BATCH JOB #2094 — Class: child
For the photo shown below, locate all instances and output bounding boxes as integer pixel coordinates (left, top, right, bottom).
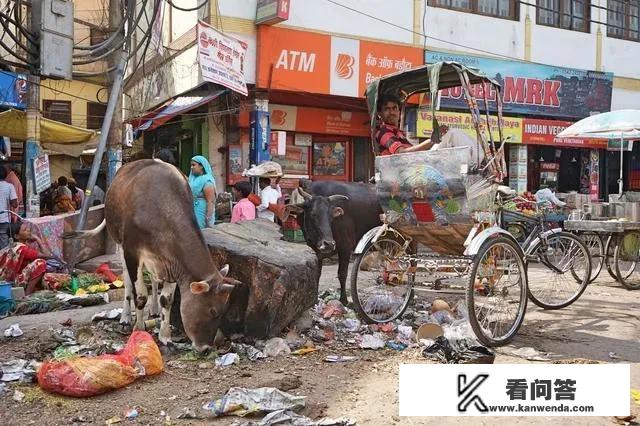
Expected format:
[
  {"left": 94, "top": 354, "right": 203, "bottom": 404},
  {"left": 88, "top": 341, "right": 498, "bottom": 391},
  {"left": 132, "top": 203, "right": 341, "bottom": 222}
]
[{"left": 231, "top": 181, "right": 256, "bottom": 223}]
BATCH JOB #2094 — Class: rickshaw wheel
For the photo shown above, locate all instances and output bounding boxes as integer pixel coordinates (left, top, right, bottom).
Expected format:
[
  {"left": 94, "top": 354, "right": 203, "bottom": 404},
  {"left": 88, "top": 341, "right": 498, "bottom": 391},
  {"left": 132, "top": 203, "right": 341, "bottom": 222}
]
[
  {"left": 614, "top": 231, "right": 640, "bottom": 290},
  {"left": 527, "top": 231, "right": 591, "bottom": 310},
  {"left": 350, "top": 237, "right": 414, "bottom": 324},
  {"left": 467, "top": 236, "right": 527, "bottom": 347},
  {"left": 579, "top": 232, "right": 604, "bottom": 283}
]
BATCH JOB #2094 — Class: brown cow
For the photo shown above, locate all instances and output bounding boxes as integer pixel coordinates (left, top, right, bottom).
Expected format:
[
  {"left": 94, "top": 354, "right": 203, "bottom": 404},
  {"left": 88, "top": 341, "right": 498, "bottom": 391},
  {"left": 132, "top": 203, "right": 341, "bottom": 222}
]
[{"left": 68, "top": 159, "right": 238, "bottom": 353}]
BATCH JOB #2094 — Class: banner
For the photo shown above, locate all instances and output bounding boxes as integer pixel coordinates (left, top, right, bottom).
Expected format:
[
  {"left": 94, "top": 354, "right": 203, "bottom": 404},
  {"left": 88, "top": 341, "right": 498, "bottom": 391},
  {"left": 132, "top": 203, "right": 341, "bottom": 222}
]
[
  {"left": 417, "top": 110, "right": 523, "bottom": 143},
  {"left": 0, "top": 71, "right": 27, "bottom": 109},
  {"left": 197, "top": 20, "right": 248, "bottom": 96},
  {"left": 151, "top": 0, "right": 165, "bottom": 55},
  {"left": 33, "top": 154, "right": 51, "bottom": 194},
  {"left": 426, "top": 51, "right": 613, "bottom": 120},
  {"left": 523, "top": 118, "right": 608, "bottom": 148}
]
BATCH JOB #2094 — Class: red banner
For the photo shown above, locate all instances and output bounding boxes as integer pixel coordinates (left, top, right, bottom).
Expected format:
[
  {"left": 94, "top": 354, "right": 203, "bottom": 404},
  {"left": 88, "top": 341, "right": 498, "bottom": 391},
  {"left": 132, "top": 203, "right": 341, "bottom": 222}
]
[{"left": 523, "top": 118, "right": 607, "bottom": 148}]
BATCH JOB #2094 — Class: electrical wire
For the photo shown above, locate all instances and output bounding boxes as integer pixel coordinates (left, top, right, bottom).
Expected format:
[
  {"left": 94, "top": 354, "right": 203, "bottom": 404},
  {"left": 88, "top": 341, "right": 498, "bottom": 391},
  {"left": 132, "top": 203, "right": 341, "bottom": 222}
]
[
  {"left": 0, "top": 10, "right": 37, "bottom": 45},
  {"left": 165, "top": 0, "right": 208, "bottom": 12}
]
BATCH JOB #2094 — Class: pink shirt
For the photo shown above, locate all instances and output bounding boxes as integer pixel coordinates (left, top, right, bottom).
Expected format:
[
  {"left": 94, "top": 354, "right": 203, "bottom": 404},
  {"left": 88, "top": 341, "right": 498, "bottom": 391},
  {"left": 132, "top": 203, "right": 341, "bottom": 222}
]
[{"left": 231, "top": 198, "right": 256, "bottom": 223}]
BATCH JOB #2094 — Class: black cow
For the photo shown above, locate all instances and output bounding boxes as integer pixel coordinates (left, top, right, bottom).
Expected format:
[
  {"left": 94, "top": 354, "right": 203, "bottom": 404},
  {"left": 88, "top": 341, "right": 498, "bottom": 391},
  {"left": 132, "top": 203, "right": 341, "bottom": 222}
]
[{"left": 287, "top": 180, "right": 382, "bottom": 305}]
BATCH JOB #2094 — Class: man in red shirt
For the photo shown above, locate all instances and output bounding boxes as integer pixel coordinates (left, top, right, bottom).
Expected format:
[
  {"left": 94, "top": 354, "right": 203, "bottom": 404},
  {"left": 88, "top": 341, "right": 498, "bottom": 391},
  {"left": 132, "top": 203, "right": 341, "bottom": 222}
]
[{"left": 374, "top": 95, "right": 433, "bottom": 156}]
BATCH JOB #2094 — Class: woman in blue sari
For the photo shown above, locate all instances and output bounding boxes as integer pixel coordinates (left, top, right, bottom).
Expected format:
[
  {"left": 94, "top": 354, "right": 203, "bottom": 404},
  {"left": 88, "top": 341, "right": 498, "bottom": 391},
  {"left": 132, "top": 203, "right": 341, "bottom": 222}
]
[{"left": 189, "top": 155, "right": 217, "bottom": 228}]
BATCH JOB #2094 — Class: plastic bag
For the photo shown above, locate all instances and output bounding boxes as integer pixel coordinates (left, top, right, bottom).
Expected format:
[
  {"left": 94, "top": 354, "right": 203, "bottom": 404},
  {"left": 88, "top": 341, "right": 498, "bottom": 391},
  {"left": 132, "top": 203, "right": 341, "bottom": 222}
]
[
  {"left": 422, "top": 335, "right": 495, "bottom": 364},
  {"left": 95, "top": 263, "right": 118, "bottom": 283},
  {"left": 38, "top": 331, "right": 163, "bottom": 397}
]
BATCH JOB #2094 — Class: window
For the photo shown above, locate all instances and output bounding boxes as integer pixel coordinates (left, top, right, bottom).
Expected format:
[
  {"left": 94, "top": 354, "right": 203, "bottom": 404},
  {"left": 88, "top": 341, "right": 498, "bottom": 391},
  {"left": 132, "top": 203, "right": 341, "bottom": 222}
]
[
  {"left": 537, "top": 0, "right": 590, "bottom": 32},
  {"left": 608, "top": 0, "right": 640, "bottom": 41},
  {"left": 43, "top": 100, "right": 71, "bottom": 125},
  {"left": 87, "top": 102, "right": 107, "bottom": 130},
  {"left": 89, "top": 27, "right": 110, "bottom": 46},
  {"left": 428, "top": 0, "right": 519, "bottom": 20}
]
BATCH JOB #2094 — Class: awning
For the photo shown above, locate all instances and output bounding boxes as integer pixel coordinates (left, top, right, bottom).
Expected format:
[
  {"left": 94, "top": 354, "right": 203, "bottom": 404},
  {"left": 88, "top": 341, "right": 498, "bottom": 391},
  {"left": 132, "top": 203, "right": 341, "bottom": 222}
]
[
  {"left": 130, "top": 90, "right": 226, "bottom": 132},
  {"left": 0, "top": 109, "right": 99, "bottom": 157}
]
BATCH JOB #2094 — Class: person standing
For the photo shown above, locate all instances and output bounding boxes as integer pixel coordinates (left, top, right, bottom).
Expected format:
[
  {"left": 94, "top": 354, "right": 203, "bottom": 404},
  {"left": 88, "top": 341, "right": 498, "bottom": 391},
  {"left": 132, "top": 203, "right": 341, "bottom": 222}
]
[
  {"left": 189, "top": 155, "right": 217, "bottom": 228},
  {"left": 257, "top": 177, "right": 280, "bottom": 222},
  {"left": 53, "top": 176, "right": 75, "bottom": 214},
  {"left": 0, "top": 166, "right": 17, "bottom": 249},
  {"left": 4, "top": 164, "right": 22, "bottom": 221},
  {"left": 231, "top": 181, "right": 256, "bottom": 224},
  {"left": 68, "top": 178, "right": 84, "bottom": 210}
]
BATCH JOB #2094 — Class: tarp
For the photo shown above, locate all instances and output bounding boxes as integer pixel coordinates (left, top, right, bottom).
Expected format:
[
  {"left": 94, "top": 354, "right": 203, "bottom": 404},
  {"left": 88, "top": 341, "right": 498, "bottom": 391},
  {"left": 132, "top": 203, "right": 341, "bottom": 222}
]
[
  {"left": 0, "top": 109, "right": 99, "bottom": 157},
  {"left": 130, "top": 90, "right": 225, "bottom": 132}
]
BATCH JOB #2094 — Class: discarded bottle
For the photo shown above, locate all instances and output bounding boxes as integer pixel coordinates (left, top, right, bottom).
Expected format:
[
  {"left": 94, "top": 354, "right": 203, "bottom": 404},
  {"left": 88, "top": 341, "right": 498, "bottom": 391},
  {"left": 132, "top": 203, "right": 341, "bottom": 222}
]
[{"left": 70, "top": 272, "right": 79, "bottom": 294}]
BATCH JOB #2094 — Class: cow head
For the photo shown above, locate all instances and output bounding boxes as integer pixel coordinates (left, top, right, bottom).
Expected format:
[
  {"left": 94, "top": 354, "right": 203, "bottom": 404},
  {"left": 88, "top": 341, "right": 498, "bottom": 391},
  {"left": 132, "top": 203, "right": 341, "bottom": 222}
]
[
  {"left": 180, "top": 264, "right": 241, "bottom": 354},
  {"left": 286, "top": 188, "right": 348, "bottom": 256}
]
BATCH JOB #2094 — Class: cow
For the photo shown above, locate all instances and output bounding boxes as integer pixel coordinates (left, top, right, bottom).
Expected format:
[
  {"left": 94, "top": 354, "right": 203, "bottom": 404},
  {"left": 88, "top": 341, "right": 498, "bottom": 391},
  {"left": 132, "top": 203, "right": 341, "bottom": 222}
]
[
  {"left": 66, "top": 160, "right": 240, "bottom": 353},
  {"left": 286, "top": 180, "right": 382, "bottom": 305}
]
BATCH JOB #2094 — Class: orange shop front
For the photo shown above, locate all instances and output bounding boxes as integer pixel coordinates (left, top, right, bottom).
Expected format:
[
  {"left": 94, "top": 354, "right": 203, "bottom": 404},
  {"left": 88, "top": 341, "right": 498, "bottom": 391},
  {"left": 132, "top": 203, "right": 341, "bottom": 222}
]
[{"left": 234, "top": 104, "right": 371, "bottom": 188}]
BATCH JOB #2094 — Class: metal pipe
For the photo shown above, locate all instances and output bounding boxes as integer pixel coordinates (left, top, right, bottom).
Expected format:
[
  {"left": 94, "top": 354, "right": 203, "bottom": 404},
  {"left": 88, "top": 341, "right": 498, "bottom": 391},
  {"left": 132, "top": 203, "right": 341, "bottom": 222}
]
[
  {"left": 619, "top": 132, "right": 624, "bottom": 195},
  {"left": 72, "top": 49, "right": 127, "bottom": 245}
]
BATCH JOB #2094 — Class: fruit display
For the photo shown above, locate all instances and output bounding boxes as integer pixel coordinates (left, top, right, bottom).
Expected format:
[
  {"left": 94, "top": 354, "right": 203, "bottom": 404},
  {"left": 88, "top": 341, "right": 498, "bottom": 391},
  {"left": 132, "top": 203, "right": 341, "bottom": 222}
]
[{"left": 504, "top": 192, "right": 538, "bottom": 216}]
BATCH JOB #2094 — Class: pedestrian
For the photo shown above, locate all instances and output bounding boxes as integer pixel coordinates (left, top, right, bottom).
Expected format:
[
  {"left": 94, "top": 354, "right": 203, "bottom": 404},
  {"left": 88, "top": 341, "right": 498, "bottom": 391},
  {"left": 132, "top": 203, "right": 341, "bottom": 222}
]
[
  {"left": 231, "top": 181, "right": 256, "bottom": 224},
  {"left": 0, "top": 166, "right": 17, "bottom": 249},
  {"left": 53, "top": 176, "right": 75, "bottom": 214},
  {"left": 257, "top": 177, "right": 280, "bottom": 222},
  {"left": 3, "top": 163, "right": 22, "bottom": 221},
  {"left": 189, "top": 155, "right": 217, "bottom": 228},
  {"left": 68, "top": 178, "right": 84, "bottom": 210}
]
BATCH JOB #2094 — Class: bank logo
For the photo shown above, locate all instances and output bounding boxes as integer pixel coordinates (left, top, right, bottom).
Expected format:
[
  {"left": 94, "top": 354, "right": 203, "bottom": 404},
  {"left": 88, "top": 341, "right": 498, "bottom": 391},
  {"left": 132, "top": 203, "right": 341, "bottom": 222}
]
[
  {"left": 458, "top": 374, "right": 488, "bottom": 413},
  {"left": 335, "top": 53, "right": 355, "bottom": 79},
  {"left": 271, "top": 109, "right": 287, "bottom": 126}
]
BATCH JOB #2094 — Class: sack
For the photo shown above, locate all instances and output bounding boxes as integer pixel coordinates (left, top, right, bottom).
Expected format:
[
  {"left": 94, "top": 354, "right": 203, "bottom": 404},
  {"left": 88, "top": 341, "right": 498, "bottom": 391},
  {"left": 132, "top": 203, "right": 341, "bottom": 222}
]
[{"left": 38, "top": 331, "right": 163, "bottom": 397}]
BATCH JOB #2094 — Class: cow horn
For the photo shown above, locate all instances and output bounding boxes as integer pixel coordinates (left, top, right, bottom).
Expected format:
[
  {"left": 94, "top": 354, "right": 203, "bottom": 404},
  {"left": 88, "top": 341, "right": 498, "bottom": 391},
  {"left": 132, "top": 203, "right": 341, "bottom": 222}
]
[
  {"left": 298, "top": 187, "right": 313, "bottom": 201},
  {"left": 328, "top": 195, "right": 349, "bottom": 203}
]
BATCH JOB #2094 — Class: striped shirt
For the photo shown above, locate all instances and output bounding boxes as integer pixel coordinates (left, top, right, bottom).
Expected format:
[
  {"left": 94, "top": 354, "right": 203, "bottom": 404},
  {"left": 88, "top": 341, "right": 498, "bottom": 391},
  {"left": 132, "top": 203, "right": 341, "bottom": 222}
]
[
  {"left": 374, "top": 123, "right": 412, "bottom": 156},
  {"left": 0, "top": 181, "right": 17, "bottom": 223}
]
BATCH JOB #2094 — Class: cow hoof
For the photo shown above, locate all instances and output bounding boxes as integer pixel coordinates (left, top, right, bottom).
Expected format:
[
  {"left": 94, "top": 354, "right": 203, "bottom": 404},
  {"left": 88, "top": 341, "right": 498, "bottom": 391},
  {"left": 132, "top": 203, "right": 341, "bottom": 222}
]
[
  {"left": 159, "top": 336, "right": 173, "bottom": 347},
  {"left": 340, "top": 297, "right": 350, "bottom": 307}
]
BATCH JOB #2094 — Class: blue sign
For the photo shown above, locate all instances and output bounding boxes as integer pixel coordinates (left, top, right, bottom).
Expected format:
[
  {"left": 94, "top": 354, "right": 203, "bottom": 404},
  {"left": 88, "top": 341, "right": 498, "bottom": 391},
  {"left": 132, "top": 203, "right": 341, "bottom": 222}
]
[
  {"left": 249, "top": 110, "right": 271, "bottom": 165},
  {"left": 0, "top": 71, "right": 27, "bottom": 109},
  {"left": 426, "top": 51, "right": 614, "bottom": 120}
]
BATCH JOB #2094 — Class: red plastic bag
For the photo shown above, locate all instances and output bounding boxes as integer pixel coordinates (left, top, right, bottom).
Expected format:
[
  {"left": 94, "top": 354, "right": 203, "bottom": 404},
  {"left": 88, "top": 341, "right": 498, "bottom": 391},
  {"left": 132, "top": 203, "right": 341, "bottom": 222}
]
[
  {"left": 38, "top": 331, "right": 163, "bottom": 397},
  {"left": 95, "top": 263, "right": 118, "bottom": 283}
]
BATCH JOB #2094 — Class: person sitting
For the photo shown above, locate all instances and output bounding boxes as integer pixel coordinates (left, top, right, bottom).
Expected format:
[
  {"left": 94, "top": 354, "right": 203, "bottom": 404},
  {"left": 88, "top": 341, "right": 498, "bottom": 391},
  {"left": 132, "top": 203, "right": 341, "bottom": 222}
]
[
  {"left": 374, "top": 94, "right": 433, "bottom": 156},
  {"left": 431, "top": 124, "right": 486, "bottom": 167},
  {"left": 231, "top": 181, "right": 256, "bottom": 224},
  {"left": 0, "top": 221, "right": 61, "bottom": 295},
  {"left": 53, "top": 176, "right": 76, "bottom": 214}
]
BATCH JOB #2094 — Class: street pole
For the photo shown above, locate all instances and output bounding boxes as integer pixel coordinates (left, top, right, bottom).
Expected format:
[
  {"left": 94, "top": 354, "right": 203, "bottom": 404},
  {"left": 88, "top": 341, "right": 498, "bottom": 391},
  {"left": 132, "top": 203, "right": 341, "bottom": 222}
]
[
  {"left": 25, "top": 2, "right": 41, "bottom": 218},
  {"left": 73, "top": 50, "right": 127, "bottom": 238},
  {"left": 106, "top": 0, "right": 124, "bottom": 188}
]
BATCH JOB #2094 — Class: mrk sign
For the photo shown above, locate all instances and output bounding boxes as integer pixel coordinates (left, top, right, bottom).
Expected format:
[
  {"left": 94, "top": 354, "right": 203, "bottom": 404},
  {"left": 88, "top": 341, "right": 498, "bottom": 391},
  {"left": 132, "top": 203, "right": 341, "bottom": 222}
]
[{"left": 426, "top": 51, "right": 613, "bottom": 120}]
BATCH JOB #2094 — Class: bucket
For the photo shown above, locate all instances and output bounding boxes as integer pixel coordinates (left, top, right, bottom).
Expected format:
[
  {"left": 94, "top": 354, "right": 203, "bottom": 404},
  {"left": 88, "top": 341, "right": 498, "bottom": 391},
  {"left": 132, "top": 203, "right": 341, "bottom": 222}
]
[{"left": 0, "top": 282, "right": 12, "bottom": 300}]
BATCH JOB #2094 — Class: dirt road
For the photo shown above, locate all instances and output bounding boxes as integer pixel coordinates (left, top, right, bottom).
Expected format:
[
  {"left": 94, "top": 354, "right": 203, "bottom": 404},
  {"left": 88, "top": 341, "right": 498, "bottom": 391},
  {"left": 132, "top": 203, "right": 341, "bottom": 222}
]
[{"left": 0, "top": 263, "right": 637, "bottom": 425}]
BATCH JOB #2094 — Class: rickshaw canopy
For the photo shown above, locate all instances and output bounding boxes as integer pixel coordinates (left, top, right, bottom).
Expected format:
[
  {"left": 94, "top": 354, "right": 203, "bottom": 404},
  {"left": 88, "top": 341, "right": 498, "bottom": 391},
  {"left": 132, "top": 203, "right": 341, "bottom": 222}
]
[{"left": 364, "top": 61, "right": 502, "bottom": 133}]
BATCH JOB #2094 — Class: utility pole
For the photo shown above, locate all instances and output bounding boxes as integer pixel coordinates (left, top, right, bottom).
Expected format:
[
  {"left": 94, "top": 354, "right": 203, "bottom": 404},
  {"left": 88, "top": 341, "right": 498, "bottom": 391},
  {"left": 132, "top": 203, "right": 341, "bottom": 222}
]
[
  {"left": 25, "top": 2, "right": 41, "bottom": 219},
  {"left": 106, "top": 0, "right": 123, "bottom": 188}
]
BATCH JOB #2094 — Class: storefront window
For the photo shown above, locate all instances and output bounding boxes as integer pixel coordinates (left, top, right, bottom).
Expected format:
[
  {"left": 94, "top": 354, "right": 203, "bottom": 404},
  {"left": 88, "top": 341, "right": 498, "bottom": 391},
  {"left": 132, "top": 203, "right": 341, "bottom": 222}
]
[
  {"left": 313, "top": 142, "right": 347, "bottom": 177},
  {"left": 272, "top": 135, "right": 309, "bottom": 175}
]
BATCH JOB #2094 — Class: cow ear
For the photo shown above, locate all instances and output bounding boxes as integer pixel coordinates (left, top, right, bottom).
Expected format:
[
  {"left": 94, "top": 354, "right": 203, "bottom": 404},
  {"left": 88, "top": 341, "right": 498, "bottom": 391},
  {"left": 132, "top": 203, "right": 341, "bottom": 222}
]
[
  {"left": 332, "top": 206, "right": 344, "bottom": 218},
  {"left": 190, "top": 281, "right": 210, "bottom": 294},
  {"left": 220, "top": 264, "right": 229, "bottom": 277}
]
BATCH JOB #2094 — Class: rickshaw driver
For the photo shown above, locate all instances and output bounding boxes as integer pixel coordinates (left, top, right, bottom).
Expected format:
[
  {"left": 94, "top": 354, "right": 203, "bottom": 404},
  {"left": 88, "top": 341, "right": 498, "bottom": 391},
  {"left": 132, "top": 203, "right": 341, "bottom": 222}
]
[{"left": 375, "top": 95, "right": 433, "bottom": 156}]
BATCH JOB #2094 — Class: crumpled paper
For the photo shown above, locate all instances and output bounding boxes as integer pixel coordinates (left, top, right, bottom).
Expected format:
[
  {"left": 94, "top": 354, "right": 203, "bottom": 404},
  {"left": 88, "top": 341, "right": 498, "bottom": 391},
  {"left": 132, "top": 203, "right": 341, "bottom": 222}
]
[
  {"left": 204, "top": 387, "right": 305, "bottom": 417},
  {"left": 231, "top": 343, "right": 267, "bottom": 361},
  {"left": 215, "top": 353, "right": 239, "bottom": 367},
  {"left": 1, "top": 359, "right": 40, "bottom": 382},
  {"left": 3, "top": 324, "right": 23, "bottom": 338}
]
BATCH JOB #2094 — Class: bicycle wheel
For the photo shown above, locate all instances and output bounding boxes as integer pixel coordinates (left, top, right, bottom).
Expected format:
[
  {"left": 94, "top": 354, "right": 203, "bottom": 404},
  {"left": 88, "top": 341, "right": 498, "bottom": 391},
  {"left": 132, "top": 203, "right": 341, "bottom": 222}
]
[
  {"left": 467, "top": 236, "right": 527, "bottom": 347},
  {"left": 350, "top": 237, "right": 414, "bottom": 323},
  {"left": 614, "top": 231, "right": 640, "bottom": 290},
  {"left": 579, "top": 232, "right": 604, "bottom": 283},
  {"left": 605, "top": 235, "right": 618, "bottom": 280},
  {"left": 527, "top": 231, "right": 591, "bottom": 309}
]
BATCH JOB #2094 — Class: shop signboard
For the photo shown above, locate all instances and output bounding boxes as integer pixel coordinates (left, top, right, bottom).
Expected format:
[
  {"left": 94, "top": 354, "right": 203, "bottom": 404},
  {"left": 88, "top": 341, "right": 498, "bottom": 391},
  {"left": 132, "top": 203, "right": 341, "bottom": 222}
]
[
  {"left": 523, "top": 118, "right": 608, "bottom": 148},
  {"left": 0, "top": 71, "right": 27, "bottom": 109},
  {"left": 417, "top": 110, "right": 523, "bottom": 143},
  {"left": 257, "top": 26, "right": 423, "bottom": 97},
  {"left": 426, "top": 51, "right": 613, "bottom": 120},
  {"left": 197, "top": 20, "right": 248, "bottom": 96},
  {"left": 294, "top": 133, "right": 312, "bottom": 146},
  {"left": 607, "top": 139, "right": 634, "bottom": 151},
  {"left": 33, "top": 154, "right": 51, "bottom": 194},
  {"left": 256, "top": 0, "right": 290, "bottom": 25},
  {"left": 269, "top": 104, "right": 370, "bottom": 137}
]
